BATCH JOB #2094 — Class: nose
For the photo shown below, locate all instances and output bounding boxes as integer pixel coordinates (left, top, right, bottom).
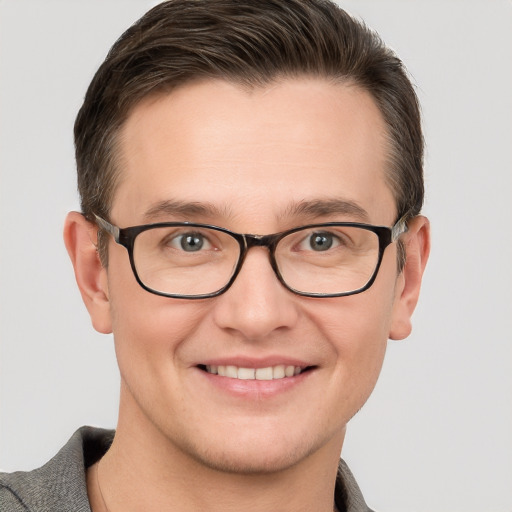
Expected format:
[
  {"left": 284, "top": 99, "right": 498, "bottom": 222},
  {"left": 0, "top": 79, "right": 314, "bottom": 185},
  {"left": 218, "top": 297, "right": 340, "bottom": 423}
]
[{"left": 212, "top": 247, "right": 299, "bottom": 341}]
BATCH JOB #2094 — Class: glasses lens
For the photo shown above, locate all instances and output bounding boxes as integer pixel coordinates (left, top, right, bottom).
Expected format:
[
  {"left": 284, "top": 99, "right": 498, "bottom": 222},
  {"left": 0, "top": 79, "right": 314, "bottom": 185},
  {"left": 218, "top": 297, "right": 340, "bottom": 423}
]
[
  {"left": 276, "top": 225, "right": 380, "bottom": 295},
  {"left": 132, "top": 226, "right": 240, "bottom": 296}
]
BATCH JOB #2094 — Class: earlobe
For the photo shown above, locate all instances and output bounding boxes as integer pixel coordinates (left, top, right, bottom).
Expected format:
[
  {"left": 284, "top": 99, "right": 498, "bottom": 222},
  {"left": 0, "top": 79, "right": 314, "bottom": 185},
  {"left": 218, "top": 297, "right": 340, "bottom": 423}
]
[
  {"left": 389, "top": 215, "right": 431, "bottom": 340},
  {"left": 63, "top": 211, "right": 112, "bottom": 334}
]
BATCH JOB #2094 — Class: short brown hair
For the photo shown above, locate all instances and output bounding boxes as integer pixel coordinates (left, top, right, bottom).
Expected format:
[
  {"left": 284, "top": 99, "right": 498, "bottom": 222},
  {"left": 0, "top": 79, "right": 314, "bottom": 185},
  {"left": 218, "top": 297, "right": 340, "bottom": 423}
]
[{"left": 75, "top": 0, "right": 423, "bottom": 264}]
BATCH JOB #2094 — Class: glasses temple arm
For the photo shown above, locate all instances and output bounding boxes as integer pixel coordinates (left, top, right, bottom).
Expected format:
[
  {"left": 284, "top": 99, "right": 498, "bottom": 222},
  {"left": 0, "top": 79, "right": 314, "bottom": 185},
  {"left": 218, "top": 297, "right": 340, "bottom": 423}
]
[
  {"left": 94, "top": 214, "right": 120, "bottom": 242},
  {"left": 391, "top": 215, "right": 409, "bottom": 241}
]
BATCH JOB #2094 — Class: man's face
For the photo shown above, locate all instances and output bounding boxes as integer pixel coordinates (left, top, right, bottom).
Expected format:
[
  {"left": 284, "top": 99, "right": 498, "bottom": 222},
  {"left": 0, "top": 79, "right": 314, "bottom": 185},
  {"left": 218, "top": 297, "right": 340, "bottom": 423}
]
[{"left": 100, "top": 78, "right": 406, "bottom": 472}]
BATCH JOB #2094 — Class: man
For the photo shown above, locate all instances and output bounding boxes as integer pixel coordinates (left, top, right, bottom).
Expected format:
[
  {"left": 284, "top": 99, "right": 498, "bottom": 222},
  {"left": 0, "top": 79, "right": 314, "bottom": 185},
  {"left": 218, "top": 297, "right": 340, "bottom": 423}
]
[{"left": 0, "top": 0, "right": 429, "bottom": 510}]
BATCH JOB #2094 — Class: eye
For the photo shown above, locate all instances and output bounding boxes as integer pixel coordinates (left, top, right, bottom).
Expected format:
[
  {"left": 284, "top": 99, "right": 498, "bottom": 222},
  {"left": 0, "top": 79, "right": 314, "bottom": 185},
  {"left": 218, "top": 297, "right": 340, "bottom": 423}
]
[
  {"left": 302, "top": 231, "right": 340, "bottom": 252},
  {"left": 168, "top": 232, "right": 213, "bottom": 252}
]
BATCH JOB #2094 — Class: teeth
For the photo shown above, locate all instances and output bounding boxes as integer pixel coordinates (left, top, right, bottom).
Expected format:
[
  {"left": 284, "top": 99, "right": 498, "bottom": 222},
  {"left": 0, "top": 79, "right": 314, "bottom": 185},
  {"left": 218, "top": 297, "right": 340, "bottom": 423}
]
[
  {"left": 204, "top": 364, "right": 303, "bottom": 380},
  {"left": 273, "top": 365, "right": 285, "bottom": 379},
  {"left": 255, "top": 367, "right": 273, "bottom": 380},
  {"left": 237, "top": 367, "right": 255, "bottom": 380},
  {"left": 225, "top": 365, "right": 238, "bottom": 378}
]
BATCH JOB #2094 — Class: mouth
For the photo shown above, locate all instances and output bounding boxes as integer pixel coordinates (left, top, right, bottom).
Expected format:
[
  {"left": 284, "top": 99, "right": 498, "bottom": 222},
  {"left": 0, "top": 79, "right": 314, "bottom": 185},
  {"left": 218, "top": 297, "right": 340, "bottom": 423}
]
[{"left": 198, "top": 364, "right": 312, "bottom": 381}]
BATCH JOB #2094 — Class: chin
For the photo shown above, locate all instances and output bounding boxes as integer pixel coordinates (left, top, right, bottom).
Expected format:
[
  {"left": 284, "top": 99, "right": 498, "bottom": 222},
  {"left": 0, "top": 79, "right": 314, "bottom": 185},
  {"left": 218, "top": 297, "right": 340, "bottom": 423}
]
[
  {"left": 190, "top": 444, "right": 311, "bottom": 475},
  {"left": 176, "top": 423, "right": 339, "bottom": 476}
]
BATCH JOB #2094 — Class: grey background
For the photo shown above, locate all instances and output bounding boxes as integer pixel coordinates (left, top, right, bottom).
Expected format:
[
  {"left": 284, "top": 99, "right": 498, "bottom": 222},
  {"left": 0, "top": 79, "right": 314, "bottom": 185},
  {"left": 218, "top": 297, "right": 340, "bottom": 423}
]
[{"left": 1, "top": 1, "right": 511, "bottom": 511}]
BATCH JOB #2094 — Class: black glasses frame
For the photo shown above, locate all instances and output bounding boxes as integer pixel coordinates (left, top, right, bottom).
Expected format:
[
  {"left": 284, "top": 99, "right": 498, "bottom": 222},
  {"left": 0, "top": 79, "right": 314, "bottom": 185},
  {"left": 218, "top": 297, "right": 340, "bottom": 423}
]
[{"left": 94, "top": 214, "right": 407, "bottom": 299}]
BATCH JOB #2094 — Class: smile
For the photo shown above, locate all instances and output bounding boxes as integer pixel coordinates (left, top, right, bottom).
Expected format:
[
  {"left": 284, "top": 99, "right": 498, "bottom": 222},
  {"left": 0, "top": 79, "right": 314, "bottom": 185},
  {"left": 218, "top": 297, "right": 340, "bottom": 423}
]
[{"left": 201, "top": 364, "right": 305, "bottom": 380}]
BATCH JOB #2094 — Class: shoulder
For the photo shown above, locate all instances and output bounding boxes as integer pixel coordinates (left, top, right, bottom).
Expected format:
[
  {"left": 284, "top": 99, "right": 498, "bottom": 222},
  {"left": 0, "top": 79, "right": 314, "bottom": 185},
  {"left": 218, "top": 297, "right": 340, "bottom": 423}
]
[
  {"left": 0, "top": 426, "right": 114, "bottom": 512},
  {"left": 0, "top": 482, "right": 27, "bottom": 512}
]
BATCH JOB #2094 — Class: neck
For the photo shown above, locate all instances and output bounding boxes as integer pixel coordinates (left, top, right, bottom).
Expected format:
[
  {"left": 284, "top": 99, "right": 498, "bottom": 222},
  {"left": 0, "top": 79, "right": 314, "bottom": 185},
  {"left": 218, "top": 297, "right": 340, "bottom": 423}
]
[{"left": 89, "top": 394, "right": 345, "bottom": 512}]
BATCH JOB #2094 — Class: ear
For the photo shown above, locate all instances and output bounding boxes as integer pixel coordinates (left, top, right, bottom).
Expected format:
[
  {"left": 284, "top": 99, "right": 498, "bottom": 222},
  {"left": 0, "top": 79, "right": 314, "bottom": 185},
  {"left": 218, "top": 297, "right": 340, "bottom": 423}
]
[
  {"left": 389, "top": 215, "right": 430, "bottom": 340},
  {"left": 63, "top": 211, "right": 112, "bottom": 334}
]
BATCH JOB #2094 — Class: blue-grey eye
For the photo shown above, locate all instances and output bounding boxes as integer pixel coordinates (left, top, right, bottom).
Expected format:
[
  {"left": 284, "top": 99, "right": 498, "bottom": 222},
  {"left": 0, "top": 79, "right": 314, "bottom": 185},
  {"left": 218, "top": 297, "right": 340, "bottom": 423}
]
[
  {"left": 309, "top": 232, "right": 334, "bottom": 251},
  {"left": 180, "top": 233, "right": 205, "bottom": 251}
]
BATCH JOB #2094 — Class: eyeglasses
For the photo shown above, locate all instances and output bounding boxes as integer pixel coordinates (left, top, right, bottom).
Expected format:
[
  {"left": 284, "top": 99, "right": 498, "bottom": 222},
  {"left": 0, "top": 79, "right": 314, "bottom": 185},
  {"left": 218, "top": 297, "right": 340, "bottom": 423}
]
[{"left": 94, "top": 214, "right": 407, "bottom": 299}]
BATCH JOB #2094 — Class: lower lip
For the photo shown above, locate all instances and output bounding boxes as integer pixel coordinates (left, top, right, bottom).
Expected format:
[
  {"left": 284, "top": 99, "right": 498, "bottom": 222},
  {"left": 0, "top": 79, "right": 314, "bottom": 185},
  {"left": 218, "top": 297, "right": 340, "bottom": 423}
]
[{"left": 196, "top": 367, "right": 312, "bottom": 399}]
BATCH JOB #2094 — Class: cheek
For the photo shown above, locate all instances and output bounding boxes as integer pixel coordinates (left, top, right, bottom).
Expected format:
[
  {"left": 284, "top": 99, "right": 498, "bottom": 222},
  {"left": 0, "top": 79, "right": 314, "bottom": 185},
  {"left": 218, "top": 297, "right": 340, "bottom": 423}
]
[
  {"left": 311, "top": 275, "right": 397, "bottom": 399},
  {"left": 321, "top": 299, "right": 390, "bottom": 374},
  {"left": 316, "top": 284, "right": 394, "bottom": 351},
  {"left": 106, "top": 265, "right": 209, "bottom": 378}
]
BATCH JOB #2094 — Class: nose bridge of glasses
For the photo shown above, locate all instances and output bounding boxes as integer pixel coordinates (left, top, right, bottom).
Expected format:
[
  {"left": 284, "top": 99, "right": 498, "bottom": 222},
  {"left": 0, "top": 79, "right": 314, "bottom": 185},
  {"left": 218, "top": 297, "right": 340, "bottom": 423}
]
[
  {"left": 231, "top": 233, "right": 282, "bottom": 295},
  {"left": 237, "top": 233, "right": 281, "bottom": 279},
  {"left": 242, "top": 233, "right": 281, "bottom": 252}
]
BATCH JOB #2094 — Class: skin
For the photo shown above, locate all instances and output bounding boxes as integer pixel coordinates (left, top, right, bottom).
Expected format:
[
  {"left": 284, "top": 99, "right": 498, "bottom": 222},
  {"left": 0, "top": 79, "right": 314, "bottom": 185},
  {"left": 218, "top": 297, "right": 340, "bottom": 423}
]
[{"left": 65, "top": 78, "right": 430, "bottom": 512}]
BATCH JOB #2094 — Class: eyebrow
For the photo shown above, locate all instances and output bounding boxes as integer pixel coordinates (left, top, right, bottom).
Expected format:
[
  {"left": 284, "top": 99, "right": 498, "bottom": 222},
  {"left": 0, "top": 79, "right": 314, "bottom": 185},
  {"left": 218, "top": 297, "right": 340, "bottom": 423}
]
[
  {"left": 283, "top": 198, "right": 370, "bottom": 222},
  {"left": 142, "top": 200, "right": 230, "bottom": 222},
  {"left": 142, "top": 197, "right": 370, "bottom": 224}
]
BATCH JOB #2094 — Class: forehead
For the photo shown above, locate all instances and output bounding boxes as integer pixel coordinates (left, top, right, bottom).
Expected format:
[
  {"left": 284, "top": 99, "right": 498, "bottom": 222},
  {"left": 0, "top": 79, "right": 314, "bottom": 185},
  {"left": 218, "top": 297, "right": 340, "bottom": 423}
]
[{"left": 113, "top": 78, "right": 395, "bottom": 228}]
